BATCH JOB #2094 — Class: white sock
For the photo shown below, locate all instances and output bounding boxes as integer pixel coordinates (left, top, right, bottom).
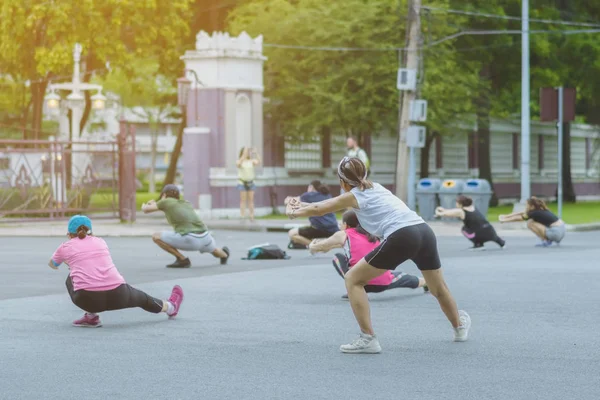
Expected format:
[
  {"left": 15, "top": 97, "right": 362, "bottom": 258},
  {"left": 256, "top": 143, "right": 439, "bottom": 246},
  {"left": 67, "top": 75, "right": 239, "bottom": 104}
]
[
  {"left": 86, "top": 313, "right": 98, "bottom": 318},
  {"left": 166, "top": 301, "right": 175, "bottom": 314}
]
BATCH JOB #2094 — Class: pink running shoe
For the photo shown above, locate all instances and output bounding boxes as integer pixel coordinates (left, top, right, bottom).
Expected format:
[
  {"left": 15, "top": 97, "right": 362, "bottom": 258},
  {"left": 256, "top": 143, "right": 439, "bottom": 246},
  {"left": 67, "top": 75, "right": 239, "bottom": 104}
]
[
  {"left": 167, "top": 285, "right": 184, "bottom": 319},
  {"left": 72, "top": 313, "right": 102, "bottom": 328}
]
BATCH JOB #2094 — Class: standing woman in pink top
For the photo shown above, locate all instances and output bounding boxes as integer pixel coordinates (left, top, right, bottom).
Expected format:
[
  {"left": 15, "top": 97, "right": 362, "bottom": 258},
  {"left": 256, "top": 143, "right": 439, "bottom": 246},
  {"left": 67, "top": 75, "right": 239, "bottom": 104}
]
[
  {"left": 49, "top": 215, "right": 184, "bottom": 328},
  {"left": 309, "top": 210, "right": 428, "bottom": 299}
]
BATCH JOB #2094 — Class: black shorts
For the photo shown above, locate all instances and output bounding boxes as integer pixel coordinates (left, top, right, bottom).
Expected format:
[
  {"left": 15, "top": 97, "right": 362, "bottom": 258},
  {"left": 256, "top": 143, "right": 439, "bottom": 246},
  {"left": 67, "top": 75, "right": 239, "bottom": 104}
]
[
  {"left": 298, "top": 226, "right": 336, "bottom": 240},
  {"left": 365, "top": 223, "right": 441, "bottom": 271}
]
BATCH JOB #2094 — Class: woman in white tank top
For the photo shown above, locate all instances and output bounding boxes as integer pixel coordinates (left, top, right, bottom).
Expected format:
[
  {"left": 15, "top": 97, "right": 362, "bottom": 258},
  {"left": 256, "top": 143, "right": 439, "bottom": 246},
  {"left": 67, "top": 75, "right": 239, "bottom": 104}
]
[{"left": 286, "top": 157, "right": 471, "bottom": 354}]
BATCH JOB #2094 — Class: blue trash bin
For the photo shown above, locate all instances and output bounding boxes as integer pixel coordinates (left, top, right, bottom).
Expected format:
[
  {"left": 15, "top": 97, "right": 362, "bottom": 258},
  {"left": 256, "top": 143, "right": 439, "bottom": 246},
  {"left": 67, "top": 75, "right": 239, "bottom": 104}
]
[
  {"left": 463, "top": 179, "right": 493, "bottom": 216},
  {"left": 416, "top": 178, "right": 441, "bottom": 221},
  {"left": 438, "top": 179, "right": 465, "bottom": 220}
]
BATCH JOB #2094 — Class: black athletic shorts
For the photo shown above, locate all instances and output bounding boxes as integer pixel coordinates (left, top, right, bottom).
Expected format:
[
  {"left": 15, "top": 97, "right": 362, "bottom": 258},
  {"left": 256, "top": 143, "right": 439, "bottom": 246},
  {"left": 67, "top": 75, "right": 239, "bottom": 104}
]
[
  {"left": 298, "top": 226, "right": 336, "bottom": 240},
  {"left": 365, "top": 223, "right": 441, "bottom": 271}
]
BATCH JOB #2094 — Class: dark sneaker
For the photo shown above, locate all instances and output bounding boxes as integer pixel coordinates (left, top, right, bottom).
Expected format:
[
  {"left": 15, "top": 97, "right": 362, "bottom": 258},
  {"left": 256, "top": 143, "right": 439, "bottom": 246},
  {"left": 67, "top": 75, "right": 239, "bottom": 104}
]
[
  {"left": 468, "top": 244, "right": 485, "bottom": 251},
  {"left": 341, "top": 294, "right": 349, "bottom": 301},
  {"left": 166, "top": 258, "right": 191, "bottom": 268},
  {"left": 423, "top": 285, "right": 429, "bottom": 293},
  {"left": 288, "top": 241, "right": 308, "bottom": 250},
  {"left": 221, "top": 247, "right": 230, "bottom": 265}
]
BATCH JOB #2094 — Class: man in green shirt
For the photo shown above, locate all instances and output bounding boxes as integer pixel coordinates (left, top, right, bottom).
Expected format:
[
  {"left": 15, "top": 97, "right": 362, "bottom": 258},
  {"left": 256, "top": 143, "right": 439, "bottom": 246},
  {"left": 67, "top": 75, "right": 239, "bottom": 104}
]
[{"left": 142, "top": 184, "right": 230, "bottom": 268}]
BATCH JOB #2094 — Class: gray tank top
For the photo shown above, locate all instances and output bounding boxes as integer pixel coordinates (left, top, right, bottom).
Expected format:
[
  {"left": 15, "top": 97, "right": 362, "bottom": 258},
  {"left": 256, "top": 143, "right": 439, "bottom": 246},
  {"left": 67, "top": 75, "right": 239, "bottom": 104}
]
[{"left": 350, "top": 183, "right": 424, "bottom": 239}]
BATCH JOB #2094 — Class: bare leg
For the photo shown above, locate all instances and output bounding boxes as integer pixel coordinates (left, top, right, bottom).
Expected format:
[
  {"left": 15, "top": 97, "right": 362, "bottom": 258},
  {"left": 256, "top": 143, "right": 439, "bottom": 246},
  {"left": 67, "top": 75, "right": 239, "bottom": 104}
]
[
  {"left": 211, "top": 248, "right": 228, "bottom": 258},
  {"left": 421, "top": 269, "right": 460, "bottom": 328},
  {"left": 527, "top": 219, "right": 547, "bottom": 240},
  {"left": 344, "top": 259, "right": 390, "bottom": 335},
  {"left": 288, "top": 228, "right": 312, "bottom": 246},
  {"left": 152, "top": 233, "right": 186, "bottom": 260},
  {"left": 248, "top": 191, "right": 255, "bottom": 221},
  {"left": 240, "top": 191, "right": 248, "bottom": 219}
]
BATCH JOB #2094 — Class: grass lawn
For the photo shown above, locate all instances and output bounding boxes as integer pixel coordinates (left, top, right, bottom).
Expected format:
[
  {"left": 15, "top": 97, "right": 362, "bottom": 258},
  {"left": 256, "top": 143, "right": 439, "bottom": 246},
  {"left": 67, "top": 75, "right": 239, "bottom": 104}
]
[
  {"left": 261, "top": 202, "right": 600, "bottom": 225},
  {"left": 487, "top": 202, "right": 600, "bottom": 225},
  {"left": 88, "top": 192, "right": 158, "bottom": 211},
  {"left": 89, "top": 192, "right": 600, "bottom": 225}
]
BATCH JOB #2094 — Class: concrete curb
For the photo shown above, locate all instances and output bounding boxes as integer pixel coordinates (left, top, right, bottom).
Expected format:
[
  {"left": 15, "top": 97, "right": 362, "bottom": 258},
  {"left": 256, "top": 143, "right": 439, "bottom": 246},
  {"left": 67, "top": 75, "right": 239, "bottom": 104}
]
[
  {"left": 0, "top": 218, "right": 599, "bottom": 237},
  {"left": 566, "top": 222, "right": 600, "bottom": 232}
]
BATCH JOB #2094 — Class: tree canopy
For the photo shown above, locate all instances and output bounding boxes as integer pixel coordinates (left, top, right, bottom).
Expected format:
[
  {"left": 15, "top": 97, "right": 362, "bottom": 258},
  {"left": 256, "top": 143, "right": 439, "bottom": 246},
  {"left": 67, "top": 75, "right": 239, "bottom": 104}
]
[
  {"left": 0, "top": 0, "right": 192, "bottom": 136},
  {"left": 228, "top": 0, "right": 477, "bottom": 140}
]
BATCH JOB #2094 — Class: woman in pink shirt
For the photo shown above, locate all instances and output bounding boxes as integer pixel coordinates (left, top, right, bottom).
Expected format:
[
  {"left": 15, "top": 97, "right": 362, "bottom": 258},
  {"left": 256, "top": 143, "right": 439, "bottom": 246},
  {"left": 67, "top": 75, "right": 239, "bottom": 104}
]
[
  {"left": 309, "top": 210, "right": 428, "bottom": 299},
  {"left": 49, "top": 215, "right": 184, "bottom": 328}
]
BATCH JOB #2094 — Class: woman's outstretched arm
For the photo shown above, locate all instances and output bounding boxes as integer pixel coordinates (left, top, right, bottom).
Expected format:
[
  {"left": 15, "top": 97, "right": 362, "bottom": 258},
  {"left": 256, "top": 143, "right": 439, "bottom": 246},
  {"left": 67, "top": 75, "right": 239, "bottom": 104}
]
[
  {"left": 309, "top": 231, "right": 347, "bottom": 253},
  {"left": 435, "top": 207, "right": 465, "bottom": 219},
  {"left": 499, "top": 212, "right": 526, "bottom": 223},
  {"left": 287, "top": 192, "right": 357, "bottom": 218}
]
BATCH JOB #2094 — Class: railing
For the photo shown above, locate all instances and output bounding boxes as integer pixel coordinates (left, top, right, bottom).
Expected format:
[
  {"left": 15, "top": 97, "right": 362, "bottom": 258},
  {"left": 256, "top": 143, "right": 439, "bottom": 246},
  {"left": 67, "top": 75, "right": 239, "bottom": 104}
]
[{"left": 0, "top": 133, "right": 136, "bottom": 221}]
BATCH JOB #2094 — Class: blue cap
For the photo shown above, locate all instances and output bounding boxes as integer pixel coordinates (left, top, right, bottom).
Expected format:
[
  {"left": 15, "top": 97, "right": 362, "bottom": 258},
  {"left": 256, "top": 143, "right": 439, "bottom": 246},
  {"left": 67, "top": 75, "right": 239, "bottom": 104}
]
[{"left": 68, "top": 215, "right": 92, "bottom": 235}]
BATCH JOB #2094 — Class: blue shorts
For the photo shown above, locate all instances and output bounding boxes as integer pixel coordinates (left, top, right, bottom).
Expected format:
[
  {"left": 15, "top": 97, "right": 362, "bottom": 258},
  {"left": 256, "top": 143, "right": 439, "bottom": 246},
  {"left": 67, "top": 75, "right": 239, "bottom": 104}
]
[{"left": 237, "top": 181, "right": 256, "bottom": 191}]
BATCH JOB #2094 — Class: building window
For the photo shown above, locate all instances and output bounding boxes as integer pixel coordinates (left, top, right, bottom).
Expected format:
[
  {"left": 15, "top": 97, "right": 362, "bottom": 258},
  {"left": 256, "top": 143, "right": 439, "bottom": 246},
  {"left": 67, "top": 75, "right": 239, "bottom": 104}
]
[
  {"left": 435, "top": 135, "right": 443, "bottom": 169},
  {"left": 468, "top": 132, "right": 478, "bottom": 169},
  {"left": 512, "top": 133, "right": 519, "bottom": 170},
  {"left": 538, "top": 135, "right": 544, "bottom": 170},
  {"left": 586, "top": 137, "right": 592, "bottom": 170}
]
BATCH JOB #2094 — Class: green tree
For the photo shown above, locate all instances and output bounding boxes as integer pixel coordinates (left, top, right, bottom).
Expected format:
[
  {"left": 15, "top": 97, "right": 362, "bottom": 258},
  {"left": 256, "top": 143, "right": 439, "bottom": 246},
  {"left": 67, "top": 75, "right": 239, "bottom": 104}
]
[
  {"left": 0, "top": 0, "right": 191, "bottom": 139},
  {"left": 228, "top": 0, "right": 475, "bottom": 148},
  {"left": 97, "top": 59, "right": 178, "bottom": 193}
]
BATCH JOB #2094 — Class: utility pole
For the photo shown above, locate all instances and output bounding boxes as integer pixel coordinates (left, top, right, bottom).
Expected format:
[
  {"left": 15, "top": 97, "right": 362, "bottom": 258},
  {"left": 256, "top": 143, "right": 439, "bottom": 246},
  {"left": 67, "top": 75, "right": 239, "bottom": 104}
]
[
  {"left": 518, "top": 0, "right": 531, "bottom": 210},
  {"left": 394, "top": 0, "right": 421, "bottom": 202}
]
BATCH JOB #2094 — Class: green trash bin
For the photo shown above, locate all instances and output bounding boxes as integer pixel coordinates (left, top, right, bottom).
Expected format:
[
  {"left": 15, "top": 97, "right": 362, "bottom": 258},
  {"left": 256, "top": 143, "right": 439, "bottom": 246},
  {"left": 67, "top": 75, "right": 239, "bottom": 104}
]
[
  {"left": 438, "top": 179, "right": 465, "bottom": 220},
  {"left": 463, "top": 179, "right": 493, "bottom": 216},
  {"left": 416, "top": 178, "right": 441, "bottom": 221}
]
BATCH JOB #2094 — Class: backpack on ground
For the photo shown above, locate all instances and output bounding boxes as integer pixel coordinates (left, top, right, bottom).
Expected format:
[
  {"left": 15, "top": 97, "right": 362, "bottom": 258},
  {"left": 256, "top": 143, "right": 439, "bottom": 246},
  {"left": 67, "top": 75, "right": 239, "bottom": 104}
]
[{"left": 243, "top": 244, "right": 290, "bottom": 260}]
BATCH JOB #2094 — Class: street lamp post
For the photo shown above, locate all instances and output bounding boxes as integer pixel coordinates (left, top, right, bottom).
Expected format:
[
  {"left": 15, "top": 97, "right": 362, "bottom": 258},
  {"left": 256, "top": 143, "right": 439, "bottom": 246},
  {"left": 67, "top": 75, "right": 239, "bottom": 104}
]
[
  {"left": 45, "top": 43, "right": 107, "bottom": 140},
  {"left": 44, "top": 43, "right": 108, "bottom": 186},
  {"left": 164, "top": 70, "right": 205, "bottom": 186},
  {"left": 177, "top": 69, "right": 205, "bottom": 125}
]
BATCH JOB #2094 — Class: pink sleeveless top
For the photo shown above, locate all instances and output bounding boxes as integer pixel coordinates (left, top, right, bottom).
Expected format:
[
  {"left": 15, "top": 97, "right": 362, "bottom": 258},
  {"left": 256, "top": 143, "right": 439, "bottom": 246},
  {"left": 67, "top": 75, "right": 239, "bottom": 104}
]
[{"left": 344, "top": 228, "right": 394, "bottom": 286}]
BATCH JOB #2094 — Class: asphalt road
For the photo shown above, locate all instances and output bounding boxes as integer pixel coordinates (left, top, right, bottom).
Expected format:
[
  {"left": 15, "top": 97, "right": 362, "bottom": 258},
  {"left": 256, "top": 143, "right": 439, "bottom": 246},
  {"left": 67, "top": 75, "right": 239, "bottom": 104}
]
[{"left": 1, "top": 230, "right": 599, "bottom": 400}]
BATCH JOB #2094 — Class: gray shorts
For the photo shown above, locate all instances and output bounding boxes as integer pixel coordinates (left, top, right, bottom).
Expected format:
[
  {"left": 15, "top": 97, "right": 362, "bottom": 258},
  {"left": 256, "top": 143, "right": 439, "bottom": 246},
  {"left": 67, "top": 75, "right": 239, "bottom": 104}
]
[
  {"left": 160, "top": 231, "right": 217, "bottom": 253},
  {"left": 546, "top": 224, "right": 566, "bottom": 243}
]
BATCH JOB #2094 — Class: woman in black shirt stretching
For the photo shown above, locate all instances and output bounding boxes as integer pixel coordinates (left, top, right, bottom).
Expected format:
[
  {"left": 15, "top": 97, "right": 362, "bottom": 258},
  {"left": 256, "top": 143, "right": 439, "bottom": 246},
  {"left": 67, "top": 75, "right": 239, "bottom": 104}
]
[
  {"left": 499, "top": 196, "right": 566, "bottom": 247},
  {"left": 435, "top": 195, "right": 506, "bottom": 250}
]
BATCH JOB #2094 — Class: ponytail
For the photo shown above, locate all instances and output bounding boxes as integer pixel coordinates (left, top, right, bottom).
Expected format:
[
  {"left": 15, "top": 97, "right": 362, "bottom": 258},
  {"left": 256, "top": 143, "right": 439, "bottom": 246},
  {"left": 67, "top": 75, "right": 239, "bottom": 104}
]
[
  {"left": 342, "top": 209, "right": 378, "bottom": 243},
  {"left": 310, "top": 180, "right": 330, "bottom": 195},
  {"left": 338, "top": 157, "right": 373, "bottom": 190},
  {"left": 355, "top": 224, "right": 378, "bottom": 243},
  {"left": 75, "top": 225, "right": 90, "bottom": 239}
]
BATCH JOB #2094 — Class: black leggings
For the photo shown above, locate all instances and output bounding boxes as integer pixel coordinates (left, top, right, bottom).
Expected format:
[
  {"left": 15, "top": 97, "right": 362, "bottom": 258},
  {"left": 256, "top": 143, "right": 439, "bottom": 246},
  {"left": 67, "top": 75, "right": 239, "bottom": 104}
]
[
  {"left": 332, "top": 254, "right": 420, "bottom": 293},
  {"left": 462, "top": 225, "right": 505, "bottom": 247},
  {"left": 66, "top": 277, "right": 164, "bottom": 314}
]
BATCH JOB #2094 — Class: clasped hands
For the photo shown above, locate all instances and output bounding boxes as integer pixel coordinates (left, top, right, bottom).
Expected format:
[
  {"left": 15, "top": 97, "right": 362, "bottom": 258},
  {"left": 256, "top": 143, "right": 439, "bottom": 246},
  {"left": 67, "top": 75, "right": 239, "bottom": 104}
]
[{"left": 285, "top": 197, "right": 301, "bottom": 218}]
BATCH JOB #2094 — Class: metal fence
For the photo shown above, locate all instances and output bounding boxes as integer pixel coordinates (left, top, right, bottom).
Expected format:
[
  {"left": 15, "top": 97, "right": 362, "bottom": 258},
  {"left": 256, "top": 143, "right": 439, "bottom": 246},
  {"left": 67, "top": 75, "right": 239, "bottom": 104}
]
[{"left": 0, "top": 122, "right": 136, "bottom": 221}]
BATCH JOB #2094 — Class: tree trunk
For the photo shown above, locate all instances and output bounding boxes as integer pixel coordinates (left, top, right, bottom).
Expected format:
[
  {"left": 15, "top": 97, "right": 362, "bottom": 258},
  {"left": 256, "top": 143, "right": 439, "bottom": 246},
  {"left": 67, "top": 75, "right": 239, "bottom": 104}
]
[
  {"left": 79, "top": 87, "right": 92, "bottom": 134},
  {"left": 560, "top": 121, "right": 577, "bottom": 202},
  {"left": 420, "top": 131, "right": 438, "bottom": 179},
  {"left": 22, "top": 99, "right": 32, "bottom": 140},
  {"left": 164, "top": 109, "right": 186, "bottom": 185},
  {"left": 476, "top": 65, "right": 499, "bottom": 206},
  {"left": 79, "top": 60, "right": 93, "bottom": 134},
  {"left": 30, "top": 80, "right": 48, "bottom": 140},
  {"left": 149, "top": 121, "right": 159, "bottom": 194}
]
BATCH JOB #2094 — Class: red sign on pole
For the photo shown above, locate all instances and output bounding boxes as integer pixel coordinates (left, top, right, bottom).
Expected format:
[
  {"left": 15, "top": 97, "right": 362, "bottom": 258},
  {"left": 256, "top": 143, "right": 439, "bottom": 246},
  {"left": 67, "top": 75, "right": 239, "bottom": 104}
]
[{"left": 540, "top": 87, "right": 576, "bottom": 122}]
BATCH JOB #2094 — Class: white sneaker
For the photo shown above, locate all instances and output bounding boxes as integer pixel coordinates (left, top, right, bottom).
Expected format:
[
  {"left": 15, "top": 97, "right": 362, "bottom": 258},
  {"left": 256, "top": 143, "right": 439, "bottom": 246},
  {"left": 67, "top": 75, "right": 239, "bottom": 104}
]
[
  {"left": 453, "top": 310, "right": 471, "bottom": 342},
  {"left": 340, "top": 333, "right": 382, "bottom": 354}
]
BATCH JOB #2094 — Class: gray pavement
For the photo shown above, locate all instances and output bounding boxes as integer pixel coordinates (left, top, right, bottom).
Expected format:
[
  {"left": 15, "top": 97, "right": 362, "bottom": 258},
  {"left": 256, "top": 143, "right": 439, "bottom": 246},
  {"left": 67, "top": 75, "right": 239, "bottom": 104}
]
[{"left": 1, "top": 230, "right": 600, "bottom": 400}]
